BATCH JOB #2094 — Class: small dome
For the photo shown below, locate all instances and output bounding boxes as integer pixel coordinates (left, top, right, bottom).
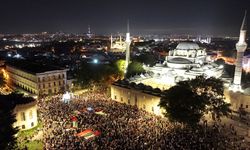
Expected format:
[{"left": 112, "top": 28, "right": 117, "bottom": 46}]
[
  {"left": 176, "top": 42, "right": 200, "bottom": 50},
  {"left": 243, "top": 88, "right": 250, "bottom": 95}
]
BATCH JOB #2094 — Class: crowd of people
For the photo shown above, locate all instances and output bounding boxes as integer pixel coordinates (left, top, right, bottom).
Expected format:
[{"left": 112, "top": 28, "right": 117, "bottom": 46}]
[{"left": 38, "top": 91, "right": 248, "bottom": 150}]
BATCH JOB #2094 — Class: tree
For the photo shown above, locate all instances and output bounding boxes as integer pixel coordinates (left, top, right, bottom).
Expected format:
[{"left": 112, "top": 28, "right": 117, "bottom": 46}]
[
  {"left": 214, "top": 58, "right": 225, "bottom": 66},
  {"left": 0, "top": 72, "right": 5, "bottom": 87},
  {"left": 159, "top": 76, "right": 231, "bottom": 126},
  {"left": 114, "top": 59, "right": 126, "bottom": 79},
  {"left": 0, "top": 94, "right": 20, "bottom": 150},
  {"left": 75, "top": 61, "right": 122, "bottom": 88},
  {"left": 126, "top": 61, "right": 145, "bottom": 78},
  {"left": 135, "top": 53, "right": 157, "bottom": 67},
  {"left": 159, "top": 86, "right": 205, "bottom": 125}
]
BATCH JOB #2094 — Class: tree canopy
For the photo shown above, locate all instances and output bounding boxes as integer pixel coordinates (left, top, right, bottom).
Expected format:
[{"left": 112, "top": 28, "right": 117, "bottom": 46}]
[
  {"left": 0, "top": 93, "right": 34, "bottom": 149},
  {"left": 159, "top": 76, "right": 231, "bottom": 126},
  {"left": 125, "top": 61, "right": 145, "bottom": 78},
  {"left": 75, "top": 61, "right": 123, "bottom": 88},
  {"left": 134, "top": 53, "right": 157, "bottom": 67}
]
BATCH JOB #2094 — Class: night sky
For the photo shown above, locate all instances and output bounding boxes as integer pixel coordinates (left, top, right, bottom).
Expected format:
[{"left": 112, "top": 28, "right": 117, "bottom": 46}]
[{"left": 0, "top": 0, "right": 249, "bottom": 36}]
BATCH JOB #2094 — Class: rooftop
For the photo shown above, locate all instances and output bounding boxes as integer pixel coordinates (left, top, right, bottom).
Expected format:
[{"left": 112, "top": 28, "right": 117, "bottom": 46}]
[
  {"left": 0, "top": 93, "right": 35, "bottom": 108},
  {"left": 6, "top": 59, "right": 65, "bottom": 74},
  {"left": 113, "top": 79, "right": 163, "bottom": 97}
]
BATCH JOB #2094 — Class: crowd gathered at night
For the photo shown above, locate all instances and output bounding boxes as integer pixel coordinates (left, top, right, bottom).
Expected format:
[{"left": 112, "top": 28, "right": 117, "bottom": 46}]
[{"left": 38, "top": 91, "right": 247, "bottom": 150}]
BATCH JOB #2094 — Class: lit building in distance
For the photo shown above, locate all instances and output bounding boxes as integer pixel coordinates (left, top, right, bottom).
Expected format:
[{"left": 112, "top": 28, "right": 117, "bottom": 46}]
[
  {"left": 197, "top": 36, "right": 211, "bottom": 44},
  {"left": 86, "top": 25, "right": 94, "bottom": 38},
  {"left": 110, "top": 35, "right": 126, "bottom": 52},
  {"left": 6, "top": 60, "right": 67, "bottom": 96}
]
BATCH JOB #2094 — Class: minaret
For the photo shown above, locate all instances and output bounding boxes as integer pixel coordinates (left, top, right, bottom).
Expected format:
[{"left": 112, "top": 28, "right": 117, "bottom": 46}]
[
  {"left": 119, "top": 35, "right": 122, "bottom": 44},
  {"left": 110, "top": 34, "right": 113, "bottom": 49},
  {"left": 230, "top": 11, "right": 247, "bottom": 92},
  {"left": 87, "top": 25, "right": 92, "bottom": 38},
  {"left": 88, "top": 25, "right": 91, "bottom": 34},
  {"left": 125, "top": 21, "right": 131, "bottom": 74}
]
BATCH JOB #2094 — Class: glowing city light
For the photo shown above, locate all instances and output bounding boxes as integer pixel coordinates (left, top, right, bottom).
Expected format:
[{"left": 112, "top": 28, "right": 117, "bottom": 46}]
[{"left": 93, "top": 59, "right": 98, "bottom": 64}]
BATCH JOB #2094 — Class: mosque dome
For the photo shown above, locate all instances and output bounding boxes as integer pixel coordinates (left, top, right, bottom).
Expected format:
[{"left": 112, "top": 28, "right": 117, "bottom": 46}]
[
  {"left": 243, "top": 88, "right": 250, "bottom": 95},
  {"left": 176, "top": 42, "right": 200, "bottom": 50}
]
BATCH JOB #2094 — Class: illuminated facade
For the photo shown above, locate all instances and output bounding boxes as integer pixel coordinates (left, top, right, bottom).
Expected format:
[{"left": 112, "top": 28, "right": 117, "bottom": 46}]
[
  {"left": 13, "top": 101, "right": 38, "bottom": 130},
  {"left": 225, "top": 89, "right": 250, "bottom": 115},
  {"left": 110, "top": 35, "right": 126, "bottom": 52},
  {"left": 141, "top": 42, "right": 223, "bottom": 90},
  {"left": 166, "top": 42, "right": 207, "bottom": 69},
  {"left": 111, "top": 81, "right": 163, "bottom": 116},
  {"left": 6, "top": 60, "right": 67, "bottom": 96}
]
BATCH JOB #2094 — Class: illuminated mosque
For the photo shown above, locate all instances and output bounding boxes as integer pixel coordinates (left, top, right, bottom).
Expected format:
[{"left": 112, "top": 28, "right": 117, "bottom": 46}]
[
  {"left": 110, "top": 35, "right": 126, "bottom": 52},
  {"left": 111, "top": 12, "right": 250, "bottom": 116},
  {"left": 134, "top": 42, "right": 224, "bottom": 90}
]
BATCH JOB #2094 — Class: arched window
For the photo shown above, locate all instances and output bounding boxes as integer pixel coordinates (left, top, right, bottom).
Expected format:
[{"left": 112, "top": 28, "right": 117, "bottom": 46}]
[{"left": 29, "top": 110, "right": 33, "bottom": 119}]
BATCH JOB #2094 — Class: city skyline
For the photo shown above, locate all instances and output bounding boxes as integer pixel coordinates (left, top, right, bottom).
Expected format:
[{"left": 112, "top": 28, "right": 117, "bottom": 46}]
[{"left": 0, "top": 0, "right": 249, "bottom": 36}]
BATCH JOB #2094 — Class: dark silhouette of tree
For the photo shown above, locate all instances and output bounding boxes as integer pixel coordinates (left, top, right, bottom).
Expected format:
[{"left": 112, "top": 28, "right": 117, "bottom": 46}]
[
  {"left": 135, "top": 53, "right": 157, "bottom": 67},
  {"left": 159, "top": 86, "right": 205, "bottom": 125},
  {"left": 0, "top": 93, "right": 30, "bottom": 149},
  {"left": 125, "top": 61, "right": 145, "bottom": 78},
  {"left": 242, "top": 71, "right": 250, "bottom": 83},
  {"left": 75, "top": 62, "right": 121, "bottom": 88},
  {"left": 224, "top": 64, "right": 235, "bottom": 78},
  {"left": 214, "top": 58, "right": 225, "bottom": 66},
  {"left": 159, "top": 76, "right": 231, "bottom": 126},
  {"left": 0, "top": 72, "right": 5, "bottom": 87}
]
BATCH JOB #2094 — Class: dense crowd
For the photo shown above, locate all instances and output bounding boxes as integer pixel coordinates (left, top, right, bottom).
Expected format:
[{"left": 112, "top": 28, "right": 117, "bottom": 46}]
[{"left": 38, "top": 91, "right": 247, "bottom": 150}]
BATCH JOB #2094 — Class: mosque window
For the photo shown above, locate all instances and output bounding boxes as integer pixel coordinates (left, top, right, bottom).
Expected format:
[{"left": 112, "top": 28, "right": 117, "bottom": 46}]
[
  {"left": 58, "top": 74, "right": 61, "bottom": 79},
  {"left": 21, "top": 112, "right": 26, "bottom": 121},
  {"left": 62, "top": 74, "right": 65, "bottom": 78},
  {"left": 114, "top": 95, "right": 117, "bottom": 100},
  {"left": 22, "top": 125, "right": 25, "bottom": 129},
  {"left": 29, "top": 111, "right": 33, "bottom": 119},
  {"left": 121, "top": 97, "right": 123, "bottom": 102},
  {"left": 31, "top": 122, "right": 34, "bottom": 127}
]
